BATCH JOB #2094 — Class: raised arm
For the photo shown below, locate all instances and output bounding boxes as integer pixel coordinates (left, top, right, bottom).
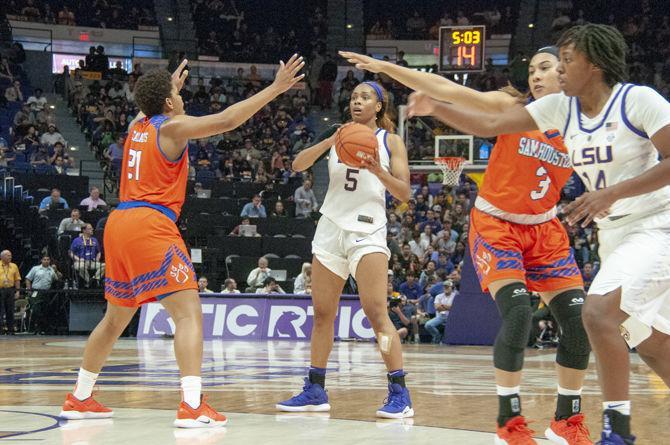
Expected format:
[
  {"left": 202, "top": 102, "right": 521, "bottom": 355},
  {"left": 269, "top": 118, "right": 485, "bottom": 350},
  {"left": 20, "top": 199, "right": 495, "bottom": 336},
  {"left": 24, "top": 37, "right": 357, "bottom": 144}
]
[
  {"left": 161, "top": 55, "right": 305, "bottom": 152},
  {"left": 407, "top": 92, "right": 538, "bottom": 138},
  {"left": 339, "top": 51, "right": 520, "bottom": 113}
]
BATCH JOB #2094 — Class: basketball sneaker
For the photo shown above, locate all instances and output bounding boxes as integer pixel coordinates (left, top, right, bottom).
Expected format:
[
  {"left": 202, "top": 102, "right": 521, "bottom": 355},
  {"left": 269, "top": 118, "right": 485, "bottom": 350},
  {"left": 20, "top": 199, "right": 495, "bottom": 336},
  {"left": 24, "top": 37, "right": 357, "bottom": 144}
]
[
  {"left": 595, "top": 410, "right": 635, "bottom": 445},
  {"left": 275, "top": 378, "right": 331, "bottom": 412},
  {"left": 375, "top": 383, "right": 414, "bottom": 419},
  {"left": 173, "top": 395, "right": 228, "bottom": 428},
  {"left": 545, "top": 414, "right": 593, "bottom": 444},
  {"left": 59, "top": 393, "right": 114, "bottom": 419},
  {"left": 595, "top": 432, "right": 636, "bottom": 445},
  {"left": 495, "top": 416, "right": 537, "bottom": 444}
]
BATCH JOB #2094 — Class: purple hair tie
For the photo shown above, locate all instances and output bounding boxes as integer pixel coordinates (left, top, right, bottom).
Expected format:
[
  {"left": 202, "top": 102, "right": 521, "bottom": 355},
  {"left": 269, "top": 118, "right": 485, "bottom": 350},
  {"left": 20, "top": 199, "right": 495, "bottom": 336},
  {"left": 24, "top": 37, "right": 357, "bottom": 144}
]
[{"left": 363, "top": 81, "right": 384, "bottom": 102}]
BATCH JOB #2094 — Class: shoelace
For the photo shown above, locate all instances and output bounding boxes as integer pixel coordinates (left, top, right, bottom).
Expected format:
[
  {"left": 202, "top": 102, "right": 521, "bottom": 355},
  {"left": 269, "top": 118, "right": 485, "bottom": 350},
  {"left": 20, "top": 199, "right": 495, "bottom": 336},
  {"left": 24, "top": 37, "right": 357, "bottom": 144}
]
[
  {"left": 505, "top": 417, "right": 535, "bottom": 436},
  {"left": 86, "top": 390, "right": 104, "bottom": 408},
  {"left": 291, "top": 378, "right": 320, "bottom": 402},
  {"left": 382, "top": 388, "right": 405, "bottom": 409},
  {"left": 563, "top": 415, "right": 590, "bottom": 441}
]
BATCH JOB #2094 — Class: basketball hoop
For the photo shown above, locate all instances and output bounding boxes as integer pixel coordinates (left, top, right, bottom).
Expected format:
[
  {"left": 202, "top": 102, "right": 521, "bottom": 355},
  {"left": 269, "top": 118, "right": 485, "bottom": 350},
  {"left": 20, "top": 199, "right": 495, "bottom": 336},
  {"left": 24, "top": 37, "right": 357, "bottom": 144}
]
[{"left": 434, "top": 157, "right": 467, "bottom": 186}]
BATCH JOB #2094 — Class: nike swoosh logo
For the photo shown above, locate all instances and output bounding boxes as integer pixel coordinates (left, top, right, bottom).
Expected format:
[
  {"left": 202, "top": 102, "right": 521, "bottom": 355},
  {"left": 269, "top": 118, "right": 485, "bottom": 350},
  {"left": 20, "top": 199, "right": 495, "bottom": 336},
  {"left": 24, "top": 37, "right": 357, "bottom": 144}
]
[
  {"left": 607, "top": 403, "right": 625, "bottom": 409},
  {"left": 355, "top": 238, "right": 365, "bottom": 243}
]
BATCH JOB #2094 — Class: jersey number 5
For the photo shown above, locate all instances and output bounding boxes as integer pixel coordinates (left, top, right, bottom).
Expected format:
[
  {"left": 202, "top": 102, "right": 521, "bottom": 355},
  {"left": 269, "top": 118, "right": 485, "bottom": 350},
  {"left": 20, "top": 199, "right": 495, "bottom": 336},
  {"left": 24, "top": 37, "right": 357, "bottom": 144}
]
[
  {"left": 344, "top": 168, "right": 359, "bottom": 191},
  {"left": 530, "top": 166, "right": 551, "bottom": 200},
  {"left": 128, "top": 148, "right": 142, "bottom": 181}
]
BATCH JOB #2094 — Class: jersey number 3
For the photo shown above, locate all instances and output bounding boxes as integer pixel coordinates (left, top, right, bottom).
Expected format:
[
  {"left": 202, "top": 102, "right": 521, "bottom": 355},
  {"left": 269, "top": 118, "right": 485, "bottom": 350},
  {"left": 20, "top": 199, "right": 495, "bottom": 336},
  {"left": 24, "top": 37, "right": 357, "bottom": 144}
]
[
  {"left": 128, "top": 149, "right": 142, "bottom": 181},
  {"left": 530, "top": 166, "right": 551, "bottom": 200}
]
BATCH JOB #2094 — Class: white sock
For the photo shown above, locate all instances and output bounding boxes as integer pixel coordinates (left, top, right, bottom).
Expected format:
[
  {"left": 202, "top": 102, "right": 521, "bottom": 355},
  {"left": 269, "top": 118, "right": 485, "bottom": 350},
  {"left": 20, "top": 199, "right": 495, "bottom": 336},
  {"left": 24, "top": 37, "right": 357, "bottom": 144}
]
[
  {"left": 181, "top": 376, "right": 202, "bottom": 409},
  {"left": 73, "top": 368, "right": 98, "bottom": 401},
  {"left": 558, "top": 385, "right": 583, "bottom": 396},
  {"left": 603, "top": 400, "right": 630, "bottom": 416},
  {"left": 496, "top": 385, "right": 520, "bottom": 396}
]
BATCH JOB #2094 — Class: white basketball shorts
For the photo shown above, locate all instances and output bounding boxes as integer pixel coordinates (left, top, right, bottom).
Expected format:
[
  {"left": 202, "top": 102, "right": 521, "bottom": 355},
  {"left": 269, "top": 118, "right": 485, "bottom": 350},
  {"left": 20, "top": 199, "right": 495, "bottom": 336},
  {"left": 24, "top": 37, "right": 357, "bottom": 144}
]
[
  {"left": 590, "top": 208, "right": 670, "bottom": 335},
  {"left": 312, "top": 216, "right": 390, "bottom": 280}
]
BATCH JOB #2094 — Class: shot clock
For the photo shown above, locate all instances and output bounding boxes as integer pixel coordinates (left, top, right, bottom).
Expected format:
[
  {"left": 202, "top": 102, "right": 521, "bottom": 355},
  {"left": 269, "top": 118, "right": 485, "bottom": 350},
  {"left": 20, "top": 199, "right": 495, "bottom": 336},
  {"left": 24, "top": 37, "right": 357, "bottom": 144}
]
[{"left": 438, "top": 25, "right": 486, "bottom": 73}]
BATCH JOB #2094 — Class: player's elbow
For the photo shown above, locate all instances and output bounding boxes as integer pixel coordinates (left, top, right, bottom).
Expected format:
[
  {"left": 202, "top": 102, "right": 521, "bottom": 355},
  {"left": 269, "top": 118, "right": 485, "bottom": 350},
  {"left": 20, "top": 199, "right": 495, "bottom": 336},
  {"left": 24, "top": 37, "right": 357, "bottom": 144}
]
[
  {"left": 291, "top": 160, "right": 304, "bottom": 172},
  {"left": 292, "top": 157, "right": 310, "bottom": 172},
  {"left": 397, "top": 184, "right": 411, "bottom": 203}
]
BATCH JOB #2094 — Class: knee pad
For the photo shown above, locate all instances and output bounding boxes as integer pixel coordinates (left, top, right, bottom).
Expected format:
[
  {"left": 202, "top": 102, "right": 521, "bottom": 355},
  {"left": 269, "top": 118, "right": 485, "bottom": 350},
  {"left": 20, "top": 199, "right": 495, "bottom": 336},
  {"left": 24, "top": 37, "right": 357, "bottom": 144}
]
[
  {"left": 549, "top": 289, "right": 591, "bottom": 370},
  {"left": 493, "top": 283, "right": 533, "bottom": 372}
]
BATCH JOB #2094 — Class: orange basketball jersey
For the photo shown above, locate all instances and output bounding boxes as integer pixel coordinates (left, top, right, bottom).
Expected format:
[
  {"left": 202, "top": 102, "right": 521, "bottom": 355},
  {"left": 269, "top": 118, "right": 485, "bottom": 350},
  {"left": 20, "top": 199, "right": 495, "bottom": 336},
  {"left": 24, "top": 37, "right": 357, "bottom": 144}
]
[
  {"left": 478, "top": 130, "right": 572, "bottom": 216},
  {"left": 120, "top": 114, "right": 189, "bottom": 219}
]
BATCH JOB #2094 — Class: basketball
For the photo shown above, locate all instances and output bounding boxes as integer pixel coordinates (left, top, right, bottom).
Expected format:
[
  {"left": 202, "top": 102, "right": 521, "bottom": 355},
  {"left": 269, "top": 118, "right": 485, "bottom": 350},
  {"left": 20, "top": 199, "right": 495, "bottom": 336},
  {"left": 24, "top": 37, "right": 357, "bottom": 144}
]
[{"left": 335, "top": 123, "right": 379, "bottom": 168}]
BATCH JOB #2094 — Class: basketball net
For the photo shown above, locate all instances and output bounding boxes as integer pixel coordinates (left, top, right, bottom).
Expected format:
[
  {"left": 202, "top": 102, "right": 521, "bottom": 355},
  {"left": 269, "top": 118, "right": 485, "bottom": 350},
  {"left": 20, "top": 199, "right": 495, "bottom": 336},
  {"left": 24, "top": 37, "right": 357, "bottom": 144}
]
[{"left": 434, "top": 157, "right": 467, "bottom": 186}]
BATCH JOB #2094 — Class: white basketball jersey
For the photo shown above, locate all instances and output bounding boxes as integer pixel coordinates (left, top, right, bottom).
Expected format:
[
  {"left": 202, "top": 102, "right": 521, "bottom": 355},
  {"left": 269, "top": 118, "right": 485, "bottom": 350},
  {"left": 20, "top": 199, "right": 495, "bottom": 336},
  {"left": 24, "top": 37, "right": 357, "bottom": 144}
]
[
  {"left": 527, "top": 83, "right": 670, "bottom": 227},
  {"left": 319, "top": 127, "right": 392, "bottom": 233}
]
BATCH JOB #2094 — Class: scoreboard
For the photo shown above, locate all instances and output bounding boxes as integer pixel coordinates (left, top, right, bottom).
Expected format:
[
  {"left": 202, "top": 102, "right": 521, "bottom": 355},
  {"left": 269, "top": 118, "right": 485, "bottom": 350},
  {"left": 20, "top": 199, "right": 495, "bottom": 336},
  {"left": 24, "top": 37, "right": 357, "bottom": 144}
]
[{"left": 438, "top": 25, "right": 486, "bottom": 73}]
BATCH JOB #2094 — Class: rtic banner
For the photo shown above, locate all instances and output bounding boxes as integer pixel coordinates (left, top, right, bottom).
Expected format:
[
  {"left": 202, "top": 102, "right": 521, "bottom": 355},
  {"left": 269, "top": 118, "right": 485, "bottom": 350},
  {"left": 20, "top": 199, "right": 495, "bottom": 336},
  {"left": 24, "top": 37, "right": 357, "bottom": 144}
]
[{"left": 138, "top": 295, "right": 374, "bottom": 340}]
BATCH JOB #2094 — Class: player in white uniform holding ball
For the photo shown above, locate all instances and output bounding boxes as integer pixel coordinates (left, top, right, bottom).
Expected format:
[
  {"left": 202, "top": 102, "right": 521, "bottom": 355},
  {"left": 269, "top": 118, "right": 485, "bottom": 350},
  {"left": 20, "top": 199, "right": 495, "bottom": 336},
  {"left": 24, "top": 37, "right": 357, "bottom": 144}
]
[
  {"left": 407, "top": 24, "right": 670, "bottom": 444},
  {"left": 276, "top": 81, "right": 414, "bottom": 419}
]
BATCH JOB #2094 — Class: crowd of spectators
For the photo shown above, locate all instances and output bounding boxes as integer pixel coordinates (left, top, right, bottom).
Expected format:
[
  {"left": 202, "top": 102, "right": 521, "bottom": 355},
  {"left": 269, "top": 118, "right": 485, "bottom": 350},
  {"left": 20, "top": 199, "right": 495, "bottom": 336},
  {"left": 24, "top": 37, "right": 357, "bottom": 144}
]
[
  {"left": 192, "top": 0, "right": 326, "bottom": 63},
  {"left": 366, "top": 1, "right": 518, "bottom": 40},
  {"left": 5, "top": 0, "right": 157, "bottom": 30},
  {"left": 552, "top": 0, "right": 670, "bottom": 98},
  {"left": 0, "top": 51, "right": 76, "bottom": 175}
]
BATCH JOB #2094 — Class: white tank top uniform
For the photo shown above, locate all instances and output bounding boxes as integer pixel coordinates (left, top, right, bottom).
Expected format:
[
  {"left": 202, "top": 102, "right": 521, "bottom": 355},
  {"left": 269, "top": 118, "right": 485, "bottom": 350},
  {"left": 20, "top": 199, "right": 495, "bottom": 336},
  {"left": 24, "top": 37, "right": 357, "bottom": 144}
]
[
  {"left": 526, "top": 83, "right": 670, "bottom": 342},
  {"left": 314, "top": 127, "right": 393, "bottom": 280}
]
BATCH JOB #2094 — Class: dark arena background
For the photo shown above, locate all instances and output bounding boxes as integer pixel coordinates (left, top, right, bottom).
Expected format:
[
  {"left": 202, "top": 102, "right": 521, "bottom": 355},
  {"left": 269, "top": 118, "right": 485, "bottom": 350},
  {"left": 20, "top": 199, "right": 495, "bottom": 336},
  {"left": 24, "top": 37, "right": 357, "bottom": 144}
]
[{"left": 0, "top": 0, "right": 667, "bottom": 443}]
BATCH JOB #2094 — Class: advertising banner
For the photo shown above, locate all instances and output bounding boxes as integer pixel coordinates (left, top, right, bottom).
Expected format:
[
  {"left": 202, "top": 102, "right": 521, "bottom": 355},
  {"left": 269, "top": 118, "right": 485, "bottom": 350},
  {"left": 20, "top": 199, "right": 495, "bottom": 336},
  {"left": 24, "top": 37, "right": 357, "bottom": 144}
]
[{"left": 138, "top": 295, "right": 374, "bottom": 341}]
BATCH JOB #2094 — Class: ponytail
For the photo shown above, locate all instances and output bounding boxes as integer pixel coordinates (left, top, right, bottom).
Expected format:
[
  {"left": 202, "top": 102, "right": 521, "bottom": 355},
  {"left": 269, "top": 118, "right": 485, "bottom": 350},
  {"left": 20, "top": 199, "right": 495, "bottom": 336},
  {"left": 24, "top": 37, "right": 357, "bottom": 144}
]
[{"left": 376, "top": 85, "right": 396, "bottom": 133}]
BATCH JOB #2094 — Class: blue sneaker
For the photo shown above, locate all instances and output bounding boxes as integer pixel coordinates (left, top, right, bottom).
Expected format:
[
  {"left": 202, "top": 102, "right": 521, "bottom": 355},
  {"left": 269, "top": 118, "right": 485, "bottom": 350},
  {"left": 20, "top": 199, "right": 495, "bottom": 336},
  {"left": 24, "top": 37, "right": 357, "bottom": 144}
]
[
  {"left": 375, "top": 383, "right": 414, "bottom": 419},
  {"left": 276, "top": 378, "right": 330, "bottom": 412},
  {"left": 597, "top": 409, "right": 635, "bottom": 444},
  {"left": 596, "top": 431, "right": 635, "bottom": 444}
]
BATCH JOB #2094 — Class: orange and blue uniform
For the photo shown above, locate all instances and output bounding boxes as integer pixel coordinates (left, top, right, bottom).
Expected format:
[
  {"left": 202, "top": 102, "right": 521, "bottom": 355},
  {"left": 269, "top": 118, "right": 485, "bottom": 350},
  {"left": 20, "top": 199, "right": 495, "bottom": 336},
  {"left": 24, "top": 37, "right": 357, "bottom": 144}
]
[
  {"left": 104, "top": 114, "right": 197, "bottom": 307},
  {"left": 468, "top": 130, "right": 583, "bottom": 293}
]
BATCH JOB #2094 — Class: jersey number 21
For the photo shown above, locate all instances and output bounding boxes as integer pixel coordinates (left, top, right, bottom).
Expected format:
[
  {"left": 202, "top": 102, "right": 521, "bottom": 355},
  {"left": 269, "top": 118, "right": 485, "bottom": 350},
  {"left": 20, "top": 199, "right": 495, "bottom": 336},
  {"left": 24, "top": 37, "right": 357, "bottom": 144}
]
[{"left": 128, "top": 149, "right": 142, "bottom": 181}]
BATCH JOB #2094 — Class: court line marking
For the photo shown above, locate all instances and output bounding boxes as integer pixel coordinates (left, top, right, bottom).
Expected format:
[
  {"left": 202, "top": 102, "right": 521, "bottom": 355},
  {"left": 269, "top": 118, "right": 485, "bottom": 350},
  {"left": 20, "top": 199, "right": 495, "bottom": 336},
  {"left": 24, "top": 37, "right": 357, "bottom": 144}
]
[{"left": 0, "top": 409, "right": 61, "bottom": 439}]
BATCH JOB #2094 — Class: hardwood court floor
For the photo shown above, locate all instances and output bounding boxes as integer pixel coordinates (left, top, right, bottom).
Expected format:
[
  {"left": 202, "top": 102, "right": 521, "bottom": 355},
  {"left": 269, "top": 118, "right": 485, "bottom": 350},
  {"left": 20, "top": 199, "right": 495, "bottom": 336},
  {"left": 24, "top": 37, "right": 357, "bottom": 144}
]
[{"left": 0, "top": 337, "right": 667, "bottom": 444}]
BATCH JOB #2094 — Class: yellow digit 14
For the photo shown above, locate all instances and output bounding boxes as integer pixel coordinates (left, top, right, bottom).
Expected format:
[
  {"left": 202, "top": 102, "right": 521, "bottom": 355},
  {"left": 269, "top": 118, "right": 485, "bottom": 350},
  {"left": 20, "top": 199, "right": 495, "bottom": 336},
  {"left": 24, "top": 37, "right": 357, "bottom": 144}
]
[{"left": 457, "top": 46, "right": 477, "bottom": 65}]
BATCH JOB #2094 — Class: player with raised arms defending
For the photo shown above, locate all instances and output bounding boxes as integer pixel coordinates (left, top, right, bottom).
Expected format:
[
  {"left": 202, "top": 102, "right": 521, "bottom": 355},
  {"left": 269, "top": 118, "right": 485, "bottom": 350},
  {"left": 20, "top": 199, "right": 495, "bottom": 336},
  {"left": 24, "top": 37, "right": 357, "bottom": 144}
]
[
  {"left": 406, "top": 24, "right": 670, "bottom": 445},
  {"left": 60, "top": 56, "right": 305, "bottom": 427}
]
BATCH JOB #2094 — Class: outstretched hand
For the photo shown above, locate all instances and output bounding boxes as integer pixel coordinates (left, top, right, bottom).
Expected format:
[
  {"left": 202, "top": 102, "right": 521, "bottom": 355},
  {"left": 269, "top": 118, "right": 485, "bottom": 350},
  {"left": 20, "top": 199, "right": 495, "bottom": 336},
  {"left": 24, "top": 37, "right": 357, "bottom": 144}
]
[
  {"left": 272, "top": 54, "right": 306, "bottom": 94},
  {"left": 171, "top": 59, "right": 189, "bottom": 91},
  {"left": 338, "top": 51, "right": 386, "bottom": 73}
]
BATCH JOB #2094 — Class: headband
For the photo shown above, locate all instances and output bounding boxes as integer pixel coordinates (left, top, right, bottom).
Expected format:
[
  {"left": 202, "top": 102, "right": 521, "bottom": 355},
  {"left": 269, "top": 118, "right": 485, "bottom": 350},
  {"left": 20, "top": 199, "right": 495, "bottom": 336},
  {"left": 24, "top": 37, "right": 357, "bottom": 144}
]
[
  {"left": 362, "top": 81, "right": 384, "bottom": 102},
  {"left": 534, "top": 46, "right": 559, "bottom": 58}
]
